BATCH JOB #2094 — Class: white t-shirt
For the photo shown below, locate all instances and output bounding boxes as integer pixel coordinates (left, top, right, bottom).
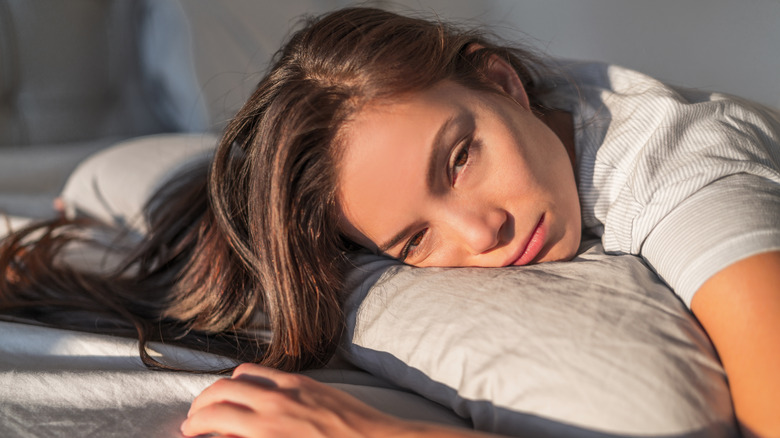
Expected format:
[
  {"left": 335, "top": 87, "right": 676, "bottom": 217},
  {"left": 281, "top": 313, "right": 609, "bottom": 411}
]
[{"left": 542, "top": 61, "right": 780, "bottom": 306}]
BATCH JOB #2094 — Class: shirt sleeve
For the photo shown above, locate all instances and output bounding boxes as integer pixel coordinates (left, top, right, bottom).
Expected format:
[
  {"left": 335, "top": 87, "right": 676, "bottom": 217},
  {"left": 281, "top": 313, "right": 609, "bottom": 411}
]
[{"left": 640, "top": 173, "right": 780, "bottom": 307}]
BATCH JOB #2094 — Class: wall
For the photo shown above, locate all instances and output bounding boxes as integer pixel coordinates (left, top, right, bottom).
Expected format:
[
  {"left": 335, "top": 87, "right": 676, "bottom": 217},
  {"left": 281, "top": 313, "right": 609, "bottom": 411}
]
[{"left": 383, "top": 0, "right": 780, "bottom": 109}]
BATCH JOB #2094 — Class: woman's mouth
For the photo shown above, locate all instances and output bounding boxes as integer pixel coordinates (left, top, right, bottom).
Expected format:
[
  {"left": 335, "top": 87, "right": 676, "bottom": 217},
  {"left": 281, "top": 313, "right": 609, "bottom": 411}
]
[{"left": 509, "top": 214, "right": 546, "bottom": 266}]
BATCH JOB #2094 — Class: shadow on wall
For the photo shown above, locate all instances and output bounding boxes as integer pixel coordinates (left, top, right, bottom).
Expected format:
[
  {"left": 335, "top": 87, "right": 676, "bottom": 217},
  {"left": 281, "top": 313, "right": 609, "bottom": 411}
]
[{"left": 385, "top": 0, "right": 780, "bottom": 110}]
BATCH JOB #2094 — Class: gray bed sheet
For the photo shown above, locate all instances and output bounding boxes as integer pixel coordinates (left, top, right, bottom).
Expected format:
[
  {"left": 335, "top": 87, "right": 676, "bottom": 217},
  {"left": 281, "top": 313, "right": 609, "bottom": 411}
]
[{"left": 0, "top": 319, "right": 467, "bottom": 438}]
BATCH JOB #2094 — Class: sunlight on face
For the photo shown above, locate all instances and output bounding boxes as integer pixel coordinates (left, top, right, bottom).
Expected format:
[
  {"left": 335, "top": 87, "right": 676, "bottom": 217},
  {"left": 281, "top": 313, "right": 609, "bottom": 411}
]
[{"left": 337, "top": 80, "right": 581, "bottom": 267}]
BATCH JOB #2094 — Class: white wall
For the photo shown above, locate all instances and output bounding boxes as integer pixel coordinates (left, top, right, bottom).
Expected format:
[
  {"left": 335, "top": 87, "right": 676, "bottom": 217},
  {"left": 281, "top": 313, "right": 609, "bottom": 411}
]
[{"left": 382, "top": 0, "right": 780, "bottom": 109}]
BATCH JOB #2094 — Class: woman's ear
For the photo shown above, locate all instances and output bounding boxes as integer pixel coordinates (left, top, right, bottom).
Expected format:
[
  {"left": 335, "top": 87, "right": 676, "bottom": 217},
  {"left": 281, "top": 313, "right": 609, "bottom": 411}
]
[{"left": 467, "top": 44, "right": 531, "bottom": 110}]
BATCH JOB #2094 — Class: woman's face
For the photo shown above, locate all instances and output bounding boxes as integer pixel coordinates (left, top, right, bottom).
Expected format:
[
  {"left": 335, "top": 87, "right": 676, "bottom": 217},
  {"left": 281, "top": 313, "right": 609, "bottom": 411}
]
[{"left": 337, "top": 78, "right": 581, "bottom": 268}]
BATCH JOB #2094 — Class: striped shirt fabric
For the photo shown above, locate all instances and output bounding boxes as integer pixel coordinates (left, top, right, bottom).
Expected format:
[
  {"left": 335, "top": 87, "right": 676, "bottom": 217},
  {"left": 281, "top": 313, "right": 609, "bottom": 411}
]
[{"left": 543, "top": 62, "right": 780, "bottom": 306}]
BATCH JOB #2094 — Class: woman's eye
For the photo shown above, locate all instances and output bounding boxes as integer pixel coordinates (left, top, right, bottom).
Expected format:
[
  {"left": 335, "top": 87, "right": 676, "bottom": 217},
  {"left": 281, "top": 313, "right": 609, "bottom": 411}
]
[
  {"left": 401, "top": 229, "right": 427, "bottom": 261},
  {"left": 450, "top": 140, "right": 471, "bottom": 184}
]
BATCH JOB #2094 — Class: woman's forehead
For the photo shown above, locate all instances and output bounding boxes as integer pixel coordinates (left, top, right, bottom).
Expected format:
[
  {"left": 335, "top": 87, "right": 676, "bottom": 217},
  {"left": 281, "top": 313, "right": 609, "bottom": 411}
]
[
  {"left": 336, "top": 81, "right": 479, "bottom": 249},
  {"left": 337, "top": 105, "right": 435, "bottom": 249}
]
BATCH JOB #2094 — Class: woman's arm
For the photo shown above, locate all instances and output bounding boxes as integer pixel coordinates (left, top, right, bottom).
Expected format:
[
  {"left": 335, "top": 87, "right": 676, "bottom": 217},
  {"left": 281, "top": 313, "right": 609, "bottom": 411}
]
[
  {"left": 691, "top": 250, "right": 780, "bottom": 437},
  {"left": 181, "top": 363, "right": 503, "bottom": 438}
]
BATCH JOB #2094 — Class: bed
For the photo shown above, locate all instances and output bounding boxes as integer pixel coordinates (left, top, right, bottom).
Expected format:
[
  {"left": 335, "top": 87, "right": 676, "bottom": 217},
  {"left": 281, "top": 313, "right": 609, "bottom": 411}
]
[{"left": 3, "top": 1, "right": 778, "bottom": 436}]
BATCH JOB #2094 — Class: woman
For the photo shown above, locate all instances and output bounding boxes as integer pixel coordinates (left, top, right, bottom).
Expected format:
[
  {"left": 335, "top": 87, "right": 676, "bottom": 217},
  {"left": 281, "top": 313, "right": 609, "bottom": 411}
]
[{"left": 2, "top": 6, "right": 779, "bottom": 437}]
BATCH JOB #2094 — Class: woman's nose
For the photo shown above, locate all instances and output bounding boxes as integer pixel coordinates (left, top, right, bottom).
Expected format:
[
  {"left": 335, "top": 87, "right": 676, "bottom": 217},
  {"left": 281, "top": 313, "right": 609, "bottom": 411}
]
[{"left": 444, "top": 205, "right": 506, "bottom": 255}]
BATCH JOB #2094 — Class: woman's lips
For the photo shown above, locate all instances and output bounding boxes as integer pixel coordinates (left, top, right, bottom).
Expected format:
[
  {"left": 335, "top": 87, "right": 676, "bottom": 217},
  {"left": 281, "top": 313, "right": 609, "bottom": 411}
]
[{"left": 510, "top": 215, "right": 546, "bottom": 266}]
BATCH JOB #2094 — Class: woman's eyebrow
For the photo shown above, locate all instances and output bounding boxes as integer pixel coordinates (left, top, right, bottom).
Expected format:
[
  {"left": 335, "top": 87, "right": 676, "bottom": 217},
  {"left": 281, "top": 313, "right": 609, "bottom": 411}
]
[{"left": 378, "top": 223, "right": 417, "bottom": 254}]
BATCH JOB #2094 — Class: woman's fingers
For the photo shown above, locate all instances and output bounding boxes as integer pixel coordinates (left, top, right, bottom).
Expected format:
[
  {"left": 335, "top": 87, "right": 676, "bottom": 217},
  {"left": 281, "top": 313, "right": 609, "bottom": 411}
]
[
  {"left": 183, "top": 380, "right": 326, "bottom": 438},
  {"left": 232, "top": 362, "right": 272, "bottom": 378},
  {"left": 181, "top": 400, "right": 263, "bottom": 438},
  {"left": 231, "top": 363, "right": 301, "bottom": 386},
  {"left": 184, "top": 364, "right": 407, "bottom": 438},
  {"left": 188, "top": 377, "right": 277, "bottom": 418}
]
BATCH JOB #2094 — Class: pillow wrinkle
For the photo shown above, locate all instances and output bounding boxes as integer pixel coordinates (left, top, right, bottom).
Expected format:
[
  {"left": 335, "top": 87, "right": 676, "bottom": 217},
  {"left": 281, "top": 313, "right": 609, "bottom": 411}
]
[{"left": 341, "top": 242, "right": 736, "bottom": 437}]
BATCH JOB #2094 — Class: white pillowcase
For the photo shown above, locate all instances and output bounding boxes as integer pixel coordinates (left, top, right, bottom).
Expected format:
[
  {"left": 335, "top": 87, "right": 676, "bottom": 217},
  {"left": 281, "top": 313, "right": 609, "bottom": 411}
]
[
  {"left": 59, "top": 133, "right": 217, "bottom": 237},
  {"left": 341, "top": 243, "right": 737, "bottom": 437}
]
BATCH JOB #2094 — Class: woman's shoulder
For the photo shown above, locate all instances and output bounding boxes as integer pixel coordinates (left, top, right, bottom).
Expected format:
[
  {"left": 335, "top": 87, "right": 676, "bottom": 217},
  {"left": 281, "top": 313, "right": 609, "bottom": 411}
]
[
  {"left": 563, "top": 59, "right": 780, "bottom": 264},
  {"left": 549, "top": 59, "right": 780, "bottom": 167}
]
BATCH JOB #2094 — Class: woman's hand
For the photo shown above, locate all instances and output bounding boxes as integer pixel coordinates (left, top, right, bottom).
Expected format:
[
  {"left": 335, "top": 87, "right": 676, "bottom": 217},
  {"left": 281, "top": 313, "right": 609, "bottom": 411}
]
[
  {"left": 181, "top": 363, "right": 405, "bottom": 438},
  {"left": 182, "top": 363, "right": 504, "bottom": 438}
]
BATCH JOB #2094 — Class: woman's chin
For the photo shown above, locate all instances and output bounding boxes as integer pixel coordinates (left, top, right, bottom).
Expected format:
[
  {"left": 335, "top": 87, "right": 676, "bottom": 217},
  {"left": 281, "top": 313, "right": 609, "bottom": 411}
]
[{"left": 543, "top": 231, "right": 582, "bottom": 263}]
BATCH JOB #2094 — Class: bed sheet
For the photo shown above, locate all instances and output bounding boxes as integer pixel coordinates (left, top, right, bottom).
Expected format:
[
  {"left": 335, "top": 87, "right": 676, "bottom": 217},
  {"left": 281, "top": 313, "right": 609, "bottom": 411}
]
[{"left": 0, "top": 319, "right": 467, "bottom": 438}]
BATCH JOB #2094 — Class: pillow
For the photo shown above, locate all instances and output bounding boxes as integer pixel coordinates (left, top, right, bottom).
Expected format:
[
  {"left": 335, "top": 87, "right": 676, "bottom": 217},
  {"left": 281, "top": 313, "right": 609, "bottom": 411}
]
[
  {"left": 59, "top": 133, "right": 218, "bottom": 237},
  {"left": 340, "top": 242, "right": 737, "bottom": 437}
]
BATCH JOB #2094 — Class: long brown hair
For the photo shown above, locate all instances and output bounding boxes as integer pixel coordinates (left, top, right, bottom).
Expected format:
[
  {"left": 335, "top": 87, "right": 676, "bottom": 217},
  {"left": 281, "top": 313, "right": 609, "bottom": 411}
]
[{"left": 0, "top": 7, "right": 553, "bottom": 372}]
